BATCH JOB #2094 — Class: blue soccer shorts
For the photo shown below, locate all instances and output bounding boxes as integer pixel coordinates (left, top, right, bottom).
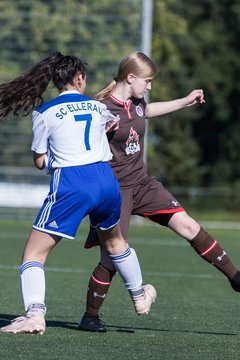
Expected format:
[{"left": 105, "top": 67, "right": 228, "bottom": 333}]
[{"left": 33, "top": 162, "right": 121, "bottom": 239}]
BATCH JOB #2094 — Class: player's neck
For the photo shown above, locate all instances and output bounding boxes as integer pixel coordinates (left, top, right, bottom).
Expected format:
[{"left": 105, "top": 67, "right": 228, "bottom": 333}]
[{"left": 112, "top": 84, "right": 131, "bottom": 103}]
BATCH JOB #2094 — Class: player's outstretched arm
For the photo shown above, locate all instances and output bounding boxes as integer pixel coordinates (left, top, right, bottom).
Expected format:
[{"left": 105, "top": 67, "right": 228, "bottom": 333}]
[{"left": 146, "top": 89, "right": 205, "bottom": 119}]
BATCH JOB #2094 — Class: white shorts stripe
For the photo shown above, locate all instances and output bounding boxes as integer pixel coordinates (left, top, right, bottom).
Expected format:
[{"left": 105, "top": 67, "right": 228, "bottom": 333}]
[{"left": 36, "top": 169, "right": 61, "bottom": 228}]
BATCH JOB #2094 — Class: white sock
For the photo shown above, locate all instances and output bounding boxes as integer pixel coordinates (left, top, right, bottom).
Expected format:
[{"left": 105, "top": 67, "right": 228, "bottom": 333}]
[
  {"left": 20, "top": 261, "right": 46, "bottom": 314},
  {"left": 110, "top": 247, "right": 144, "bottom": 298}
]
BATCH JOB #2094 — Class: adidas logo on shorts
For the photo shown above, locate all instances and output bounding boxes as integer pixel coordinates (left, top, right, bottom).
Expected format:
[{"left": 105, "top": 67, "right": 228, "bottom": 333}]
[{"left": 48, "top": 221, "right": 58, "bottom": 229}]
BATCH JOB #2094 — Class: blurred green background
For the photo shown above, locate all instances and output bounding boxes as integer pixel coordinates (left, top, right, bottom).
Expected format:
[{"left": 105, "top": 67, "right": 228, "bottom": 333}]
[{"left": 1, "top": 0, "right": 240, "bottom": 216}]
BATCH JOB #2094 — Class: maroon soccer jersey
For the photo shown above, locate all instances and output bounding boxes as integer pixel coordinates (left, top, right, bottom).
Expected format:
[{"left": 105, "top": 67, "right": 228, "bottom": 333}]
[
  {"left": 103, "top": 95, "right": 148, "bottom": 188},
  {"left": 84, "top": 95, "right": 184, "bottom": 247}
]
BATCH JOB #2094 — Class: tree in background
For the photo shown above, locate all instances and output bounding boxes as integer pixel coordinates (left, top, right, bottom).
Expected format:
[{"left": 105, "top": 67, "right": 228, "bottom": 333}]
[
  {"left": 149, "top": 0, "right": 240, "bottom": 187},
  {"left": 1, "top": 0, "right": 240, "bottom": 189},
  {"left": 0, "top": 0, "right": 141, "bottom": 166},
  {"left": 148, "top": 0, "right": 204, "bottom": 187}
]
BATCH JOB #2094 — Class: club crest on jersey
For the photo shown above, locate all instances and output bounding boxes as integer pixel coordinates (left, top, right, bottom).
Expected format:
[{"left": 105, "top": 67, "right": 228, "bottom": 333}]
[
  {"left": 135, "top": 105, "right": 144, "bottom": 117},
  {"left": 125, "top": 127, "right": 140, "bottom": 155}
]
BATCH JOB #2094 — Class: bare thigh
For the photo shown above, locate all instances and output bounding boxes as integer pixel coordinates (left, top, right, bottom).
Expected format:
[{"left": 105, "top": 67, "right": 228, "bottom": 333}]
[{"left": 22, "top": 228, "right": 61, "bottom": 264}]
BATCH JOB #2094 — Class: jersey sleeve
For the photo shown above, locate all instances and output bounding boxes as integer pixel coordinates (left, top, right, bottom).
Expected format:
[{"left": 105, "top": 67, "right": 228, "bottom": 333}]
[
  {"left": 100, "top": 103, "right": 120, "bottom": 133},
  {"left": 31, "top": 110, "right": 49, "bottom": 154},
  {"left": 101, "top": 103, "right": 120, "bottom": 124}
]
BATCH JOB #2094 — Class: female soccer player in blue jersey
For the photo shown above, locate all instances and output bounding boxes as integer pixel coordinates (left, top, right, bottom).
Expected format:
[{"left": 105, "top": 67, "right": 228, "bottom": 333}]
[
  {"left": 0, "top": 53, "right": 156, "bottom": 335},
  {"left": 78, "top": 51, "right": 240, "bottom": 332}
]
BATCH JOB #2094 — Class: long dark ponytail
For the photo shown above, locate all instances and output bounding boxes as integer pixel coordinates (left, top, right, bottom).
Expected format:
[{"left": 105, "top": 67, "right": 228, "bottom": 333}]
[{"left": 0, "top": 52, "right": 87, "bottom": 121}]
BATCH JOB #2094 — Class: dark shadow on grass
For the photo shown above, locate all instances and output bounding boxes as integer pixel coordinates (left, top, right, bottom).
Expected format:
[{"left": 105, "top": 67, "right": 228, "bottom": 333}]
[
  {"left": 105, "top": 324, "right": 237, "bottom": 336},
  {"left": 0, "top": 314, "right": 237, "bottom": 336},
  {"left": 0, "top": 314, "right": 19, "bottom": 327}
]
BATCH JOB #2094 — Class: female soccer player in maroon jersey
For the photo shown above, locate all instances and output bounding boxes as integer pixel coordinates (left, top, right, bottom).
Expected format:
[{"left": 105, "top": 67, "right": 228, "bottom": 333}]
[{"left": 78, "top": 51, "right": 240, "bottom": 332}]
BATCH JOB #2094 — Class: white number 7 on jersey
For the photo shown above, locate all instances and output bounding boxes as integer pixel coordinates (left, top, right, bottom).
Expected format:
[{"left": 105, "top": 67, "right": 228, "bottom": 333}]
[{"left": 74, "top": 114, "right": 92, "bottom": 150}]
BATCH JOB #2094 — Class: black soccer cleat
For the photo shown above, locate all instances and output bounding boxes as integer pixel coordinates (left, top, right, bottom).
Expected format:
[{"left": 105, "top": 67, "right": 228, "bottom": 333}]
[{"left": 78, "top": 315, "right": 107, "bottom": 332}]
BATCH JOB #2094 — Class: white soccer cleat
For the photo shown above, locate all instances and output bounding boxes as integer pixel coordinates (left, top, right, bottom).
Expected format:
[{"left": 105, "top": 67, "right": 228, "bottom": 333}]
[
  {"left": 0, "top": 313, "right": 46, "bottom": 335},
  {"left": 133, "top": 284, "right": 157, "bottom": 315}
]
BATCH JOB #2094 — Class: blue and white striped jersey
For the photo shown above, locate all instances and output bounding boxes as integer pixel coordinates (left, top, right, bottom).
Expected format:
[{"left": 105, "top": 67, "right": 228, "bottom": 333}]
[{"left": 31, "top": 90, "right": 119, "bottom": 169}]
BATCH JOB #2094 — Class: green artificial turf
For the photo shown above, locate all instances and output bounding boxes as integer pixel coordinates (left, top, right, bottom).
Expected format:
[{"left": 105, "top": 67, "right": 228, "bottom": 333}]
[{"left": 0, "top": 219, "right": 240, "bottom": 360}]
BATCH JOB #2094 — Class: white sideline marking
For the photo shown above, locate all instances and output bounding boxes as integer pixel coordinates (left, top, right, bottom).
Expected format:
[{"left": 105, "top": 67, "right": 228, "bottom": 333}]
[
  {"left": 200, "top": 221, "right": 240, "bottom": 230},
  {"left": 131, "top": 218, "right": 240, "bottom": 230},
  {"left": 127, "top": 238, "right": 187, "bottom": 247},
  {"left": 0, "top": 264, "right": 88, "bottom": 274},
  {"left": 0, "top": 264, "right": 222, "bottom": 280},
  {"left": 0, "top": 233, "right": 189, "bottom": 247}
]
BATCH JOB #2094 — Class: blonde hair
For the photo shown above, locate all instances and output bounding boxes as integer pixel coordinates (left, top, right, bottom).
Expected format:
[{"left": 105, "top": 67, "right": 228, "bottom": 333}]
[{"left": 94, "top": 51, "right": 158, "bottom": 101}]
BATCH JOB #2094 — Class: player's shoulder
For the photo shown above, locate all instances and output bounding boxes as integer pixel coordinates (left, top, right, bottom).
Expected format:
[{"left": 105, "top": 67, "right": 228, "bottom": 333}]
[{"left": 35, "top": 93, "right": 93, "bottom": 114}]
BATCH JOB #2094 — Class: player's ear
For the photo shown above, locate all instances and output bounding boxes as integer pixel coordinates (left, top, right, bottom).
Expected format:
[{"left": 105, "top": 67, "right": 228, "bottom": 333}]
[
  {"left": 127, "top": 73, "right": 135, "bottom": 84},
  {"left": 76, "top": 73, "right": 85, "bottom": 89},
  {"left": 77, "top": 73, "right": 83, "bottom": 84}
]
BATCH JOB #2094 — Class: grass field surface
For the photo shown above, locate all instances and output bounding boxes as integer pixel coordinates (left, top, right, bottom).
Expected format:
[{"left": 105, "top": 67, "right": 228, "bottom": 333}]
[{"left": 0, "top": 218, "right": 240, "bottom": 359}]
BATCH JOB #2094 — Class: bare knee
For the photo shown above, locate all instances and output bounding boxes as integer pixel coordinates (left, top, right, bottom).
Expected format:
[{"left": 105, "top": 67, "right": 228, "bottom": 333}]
[
  {"left": 97, "top": 225, "right": 128, "bottom": 255},
  {"left": 168, "top": 212, "right": 200, "bottom": 240}
]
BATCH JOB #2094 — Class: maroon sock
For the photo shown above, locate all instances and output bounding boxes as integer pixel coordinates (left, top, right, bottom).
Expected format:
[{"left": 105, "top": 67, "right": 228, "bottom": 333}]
[
  {"left": 85, "top": 263, "right": 116, "bottom": 316},
  {"left": 189, "top": 227, "right": 238, "bottom": 279}
]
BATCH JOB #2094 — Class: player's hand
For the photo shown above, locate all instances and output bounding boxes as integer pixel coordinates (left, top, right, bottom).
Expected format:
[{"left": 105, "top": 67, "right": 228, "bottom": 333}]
[
  {"left": 184, "top": 89, "right": 205, "bottom": 107},
  {"left": 105, "top": 120, "right": 120, "bottom": 133}
]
